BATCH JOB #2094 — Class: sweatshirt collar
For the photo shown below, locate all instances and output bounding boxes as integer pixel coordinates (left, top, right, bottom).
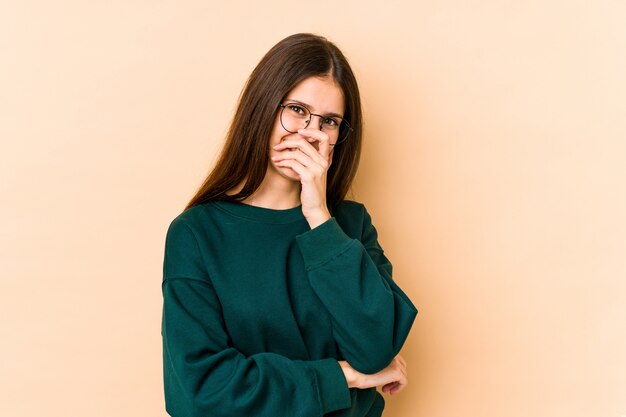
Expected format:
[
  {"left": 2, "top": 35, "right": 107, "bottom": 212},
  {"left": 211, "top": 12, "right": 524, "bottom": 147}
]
[{"left": 211, "top": 200, "right": 306, "bottom": 224}]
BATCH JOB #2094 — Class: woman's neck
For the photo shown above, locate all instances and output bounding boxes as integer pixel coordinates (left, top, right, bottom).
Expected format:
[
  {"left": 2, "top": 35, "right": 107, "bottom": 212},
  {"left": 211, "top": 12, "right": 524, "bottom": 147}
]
[{"left": 226, "top": 168, "right": 302, "bottom": 210}]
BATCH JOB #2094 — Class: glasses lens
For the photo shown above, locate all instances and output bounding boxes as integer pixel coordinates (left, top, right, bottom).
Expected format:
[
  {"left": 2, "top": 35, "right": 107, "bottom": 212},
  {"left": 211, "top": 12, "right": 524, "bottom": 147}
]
[
  {"left": 280, "top": 104, "right": 309, "bottom": 133},
  {"left": 333, "top": 121, "right": 351, "bottom": 146},
  {"left": 281, "top": 102, "right": 352, "bottom": 146}
]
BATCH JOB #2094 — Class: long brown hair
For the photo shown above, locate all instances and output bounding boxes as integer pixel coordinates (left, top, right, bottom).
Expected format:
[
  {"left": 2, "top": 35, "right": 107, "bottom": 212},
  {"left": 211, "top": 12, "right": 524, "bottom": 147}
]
[{"left": 184, "top": 33, "right": 363, "bottom": 214}]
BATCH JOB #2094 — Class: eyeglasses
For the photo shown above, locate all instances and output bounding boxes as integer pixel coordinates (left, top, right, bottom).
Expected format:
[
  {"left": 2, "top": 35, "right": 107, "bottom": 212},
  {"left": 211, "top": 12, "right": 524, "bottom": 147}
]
[{"left": 278, "top": 102, "right": 353, "bottom": 147}]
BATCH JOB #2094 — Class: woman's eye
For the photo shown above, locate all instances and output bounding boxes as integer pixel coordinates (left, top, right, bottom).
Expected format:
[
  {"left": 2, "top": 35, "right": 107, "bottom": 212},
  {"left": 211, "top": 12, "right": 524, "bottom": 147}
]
[
  {"left": 324, "top": 118, "right": 339, "bottom": 127},
  {"left": 288, "top": 105, "right": 306, "bottom": 115}
]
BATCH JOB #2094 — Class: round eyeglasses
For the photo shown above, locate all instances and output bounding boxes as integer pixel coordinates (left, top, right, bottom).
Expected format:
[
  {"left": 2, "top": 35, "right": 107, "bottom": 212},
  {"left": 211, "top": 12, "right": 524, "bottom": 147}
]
[{"left": 278, "top": 102, "right": 353, "bottom": 147}]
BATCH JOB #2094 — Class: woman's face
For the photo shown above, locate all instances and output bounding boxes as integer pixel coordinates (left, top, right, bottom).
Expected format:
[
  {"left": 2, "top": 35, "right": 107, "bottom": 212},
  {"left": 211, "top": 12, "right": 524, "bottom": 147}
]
[{"left": 268, "top": 75, "right": 345, "bottom": 181}]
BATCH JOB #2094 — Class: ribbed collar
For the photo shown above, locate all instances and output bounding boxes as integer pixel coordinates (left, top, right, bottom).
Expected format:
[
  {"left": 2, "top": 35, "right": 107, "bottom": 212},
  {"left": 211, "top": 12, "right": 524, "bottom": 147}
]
[{"left": 211, "top": 200, "right": 307, "bottom": 224}]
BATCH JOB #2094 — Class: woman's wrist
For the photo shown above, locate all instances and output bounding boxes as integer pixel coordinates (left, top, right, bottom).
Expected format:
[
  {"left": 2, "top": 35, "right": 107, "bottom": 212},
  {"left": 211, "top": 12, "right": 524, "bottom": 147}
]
[
  {"left": 305, "top": 209, "right": 331, "bottom": 229},
  {"left": 338, "top": 360, "right": 359, "bottom": 388}
]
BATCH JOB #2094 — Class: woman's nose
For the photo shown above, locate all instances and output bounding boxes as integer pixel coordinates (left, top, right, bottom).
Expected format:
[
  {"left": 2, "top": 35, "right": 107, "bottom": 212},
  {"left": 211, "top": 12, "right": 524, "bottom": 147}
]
[{"left": 307, "top": 114, "right": 324, "bottom": 131}]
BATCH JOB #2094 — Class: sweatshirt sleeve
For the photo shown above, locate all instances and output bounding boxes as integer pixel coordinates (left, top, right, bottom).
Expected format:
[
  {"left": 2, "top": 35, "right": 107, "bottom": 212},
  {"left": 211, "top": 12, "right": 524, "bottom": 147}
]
[
  {"left": 161, "top": 217, "right": 352, "bottom": 417},
  {"left": 295, "top": 204, "right": 418, "bottom": 375}
]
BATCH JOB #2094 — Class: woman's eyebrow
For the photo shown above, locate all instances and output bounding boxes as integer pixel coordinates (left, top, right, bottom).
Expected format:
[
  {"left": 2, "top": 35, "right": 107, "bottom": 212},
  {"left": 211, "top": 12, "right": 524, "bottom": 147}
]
[{"left": 284, "top": 98, "right": 344, "bottom": 119}]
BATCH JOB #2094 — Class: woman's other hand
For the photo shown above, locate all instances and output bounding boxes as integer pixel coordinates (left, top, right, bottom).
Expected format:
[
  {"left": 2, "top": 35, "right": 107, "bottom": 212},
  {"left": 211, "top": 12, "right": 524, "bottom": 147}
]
[
  {"left": 338, "top": 354, "right": 408, "bottom": 395},
  {"left": 272, "top": 129, "right": 332, "bottom": 227}
]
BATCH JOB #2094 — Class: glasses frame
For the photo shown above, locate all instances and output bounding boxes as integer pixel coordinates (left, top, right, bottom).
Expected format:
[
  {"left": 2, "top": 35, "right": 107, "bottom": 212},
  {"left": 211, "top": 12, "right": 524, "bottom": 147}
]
[{"left": 278, "top": 102, "right": 354, "bottom": 147}]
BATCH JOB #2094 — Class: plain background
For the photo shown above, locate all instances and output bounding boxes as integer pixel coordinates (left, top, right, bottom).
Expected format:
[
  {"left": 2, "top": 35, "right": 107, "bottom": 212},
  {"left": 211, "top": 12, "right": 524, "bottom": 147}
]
[{"left": 1, "top": 1, "right": 625, "bottom": 416}]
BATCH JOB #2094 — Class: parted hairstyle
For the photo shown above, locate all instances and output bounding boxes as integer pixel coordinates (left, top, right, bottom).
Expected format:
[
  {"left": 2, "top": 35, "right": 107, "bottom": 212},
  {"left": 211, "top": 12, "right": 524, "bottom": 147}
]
[{"left": 184, "top": 33, "right": 363, "bottom": 214}]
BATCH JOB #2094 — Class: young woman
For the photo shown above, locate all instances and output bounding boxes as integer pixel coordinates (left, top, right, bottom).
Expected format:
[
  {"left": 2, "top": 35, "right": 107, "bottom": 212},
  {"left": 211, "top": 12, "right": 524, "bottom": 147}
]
[{"left": 161, "top": 33, "right": 418, "bottom": 417}]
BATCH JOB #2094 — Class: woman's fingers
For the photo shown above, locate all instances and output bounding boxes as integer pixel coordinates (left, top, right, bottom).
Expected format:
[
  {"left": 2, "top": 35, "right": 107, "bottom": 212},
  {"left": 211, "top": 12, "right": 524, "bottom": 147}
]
[
  {"left": 380, "top": 358, "right": 408, "bottom": 395},
  {"left": 273, "top": 158, "right": 306, "bottom": 177},
  {"left": 272, "top": 136, "right": 329, "bottom": 181},
  {"left": 272, "top": 149, "right": 313, "bottom": 168},
  {"left": 381, "top": 356, "right": 407, "bottom": 394},
  {"left": 273, "top": 133, "right": 329, "bottom": 167},
  {"left": 296, "top": 128, "right": 331, "bottom": 161},
  {"left": 340, "top": 354, "right": 409, "bottom": 395},
  {"left": 382, "top": 381, "right": 402, "bottom": 394},
  {"left": 396, "top": 354, "right": 407, "bottom": 369},
  {"left": 384, "top": 381, "right": 406, "bottom": 395},
  {"left": 359, "top": 358, "right": 408, "bottom": 389}
]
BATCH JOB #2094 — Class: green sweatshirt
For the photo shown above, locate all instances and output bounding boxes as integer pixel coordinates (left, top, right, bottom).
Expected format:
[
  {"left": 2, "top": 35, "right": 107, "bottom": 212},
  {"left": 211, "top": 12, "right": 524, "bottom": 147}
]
[{"left": 161, "top": 199, "right": 418, "bottom": 417}]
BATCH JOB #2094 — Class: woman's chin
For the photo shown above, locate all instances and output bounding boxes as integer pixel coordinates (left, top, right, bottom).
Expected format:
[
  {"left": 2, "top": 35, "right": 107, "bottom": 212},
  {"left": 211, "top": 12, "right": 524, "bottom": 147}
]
[{"left": 275, "top": 165, "right": 301, "bottom": 181}]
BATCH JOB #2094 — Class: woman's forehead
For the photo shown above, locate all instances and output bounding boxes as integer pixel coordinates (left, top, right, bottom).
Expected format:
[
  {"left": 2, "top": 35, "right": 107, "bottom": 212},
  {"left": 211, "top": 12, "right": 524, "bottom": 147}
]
[{"left": 285, "top": 76, "right": 345, "bottom": 115}]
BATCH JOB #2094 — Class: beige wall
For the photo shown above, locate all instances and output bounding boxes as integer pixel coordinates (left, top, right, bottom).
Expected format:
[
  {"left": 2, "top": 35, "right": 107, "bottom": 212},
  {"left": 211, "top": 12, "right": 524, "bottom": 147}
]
[{"left": 1, "top": 1, "right": 625, "bottom": 416}]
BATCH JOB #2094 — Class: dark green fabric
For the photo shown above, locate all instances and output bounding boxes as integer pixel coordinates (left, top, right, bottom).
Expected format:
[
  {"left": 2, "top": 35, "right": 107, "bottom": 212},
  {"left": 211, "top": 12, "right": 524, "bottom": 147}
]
[{"left": 161, "top": 199, "right": 418, "bottom": 417}]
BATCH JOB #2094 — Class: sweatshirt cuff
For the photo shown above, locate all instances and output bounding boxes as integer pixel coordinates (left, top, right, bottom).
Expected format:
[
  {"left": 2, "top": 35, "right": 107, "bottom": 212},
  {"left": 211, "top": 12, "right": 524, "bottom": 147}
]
[
  {"left": 295, "top": 217, "right": 354, "bottom": 269},
  {"left": 306, "top": 358, "right": 352, "bottom": 414}
]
